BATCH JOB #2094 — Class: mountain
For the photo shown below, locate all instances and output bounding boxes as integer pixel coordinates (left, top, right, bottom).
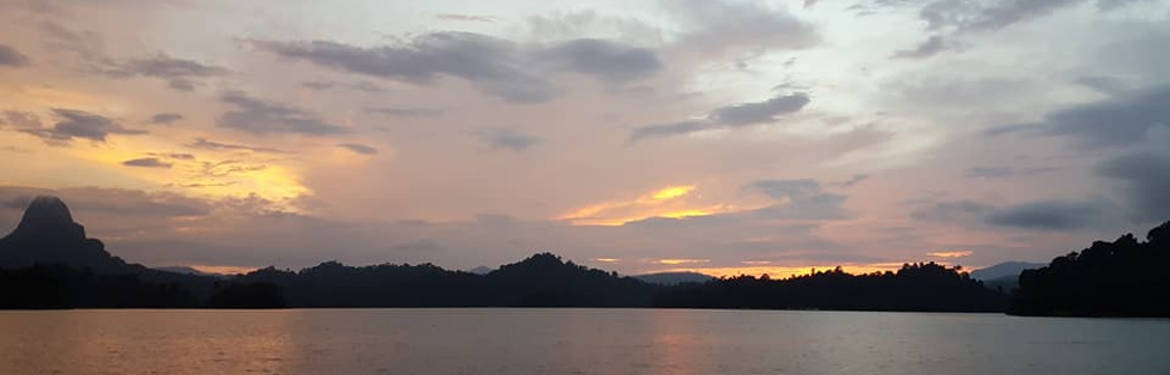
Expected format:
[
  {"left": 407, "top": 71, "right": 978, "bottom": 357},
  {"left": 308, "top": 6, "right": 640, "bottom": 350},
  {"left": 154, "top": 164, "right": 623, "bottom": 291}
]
[
  {"left": 1008, "top": 221, "right": 1170, "bottom": 317},
  {"left": 0, "top": 196, "right": 129, "bottom": 273},
  {"left": 154, "top": 266, "right": 225, "bottom": 278},
  {"left": 634, "top": 271, "right": 714, "bottom": 285},
  {"left": 468, "top": 266, "right": 493, "bottom": 275},
  {"left": 969, "top": 261, "right": 1044, "bottom": 281}
]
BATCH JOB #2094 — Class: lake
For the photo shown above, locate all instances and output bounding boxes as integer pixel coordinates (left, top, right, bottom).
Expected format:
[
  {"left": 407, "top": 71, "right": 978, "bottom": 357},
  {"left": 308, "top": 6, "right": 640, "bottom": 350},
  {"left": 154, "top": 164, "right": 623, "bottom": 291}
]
[{"left": 1, "top": 309, "right": 1167, "bottom": 374}]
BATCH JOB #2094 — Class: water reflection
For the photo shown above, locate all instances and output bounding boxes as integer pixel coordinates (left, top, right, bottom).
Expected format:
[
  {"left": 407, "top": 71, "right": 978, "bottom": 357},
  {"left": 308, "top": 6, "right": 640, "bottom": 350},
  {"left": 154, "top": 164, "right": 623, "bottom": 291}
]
[{"left": 1, "top": 309, "right": 1168, "bottom": 375}]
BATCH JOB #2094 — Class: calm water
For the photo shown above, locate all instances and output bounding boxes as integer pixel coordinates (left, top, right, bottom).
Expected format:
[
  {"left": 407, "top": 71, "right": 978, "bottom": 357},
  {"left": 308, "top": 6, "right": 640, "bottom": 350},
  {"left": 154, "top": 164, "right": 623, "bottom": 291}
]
[{"left": 1, "top": 309, "right": 1168, "bottom": 375}]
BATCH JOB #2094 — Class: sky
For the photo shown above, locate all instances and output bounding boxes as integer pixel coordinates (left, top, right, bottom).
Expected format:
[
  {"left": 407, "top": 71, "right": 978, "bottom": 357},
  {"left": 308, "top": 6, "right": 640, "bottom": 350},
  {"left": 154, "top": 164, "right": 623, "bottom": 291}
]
[{"left": 0, "top": 0, "right": 1167, "bottom": 277}]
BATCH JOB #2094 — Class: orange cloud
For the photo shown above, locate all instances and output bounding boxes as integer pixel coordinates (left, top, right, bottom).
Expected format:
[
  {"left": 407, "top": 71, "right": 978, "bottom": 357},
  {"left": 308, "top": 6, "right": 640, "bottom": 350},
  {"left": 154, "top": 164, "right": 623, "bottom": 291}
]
[
  {"left": 557, "top": 184, "right": 759, "bottom": 226},
  {"left": 655, "top": 258, "right": 710, "bottom": 265},
  {"left": 926, "top": 250, "right": 973, "bottom": 258}
]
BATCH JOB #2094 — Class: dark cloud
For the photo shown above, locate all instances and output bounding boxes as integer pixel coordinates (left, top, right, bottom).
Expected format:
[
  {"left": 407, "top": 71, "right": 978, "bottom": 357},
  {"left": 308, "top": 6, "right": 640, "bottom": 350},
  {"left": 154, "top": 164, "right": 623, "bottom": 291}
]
[
  {"left": 919, "top": 0, "right": 1081, "bottom": 33},
  {"left": 708, "top": 93, "right": 811, "bottom": 125},
  {"left": 300, "top": 80, "right": 385, "bottom": 93},
  {"left": 20, "top": 108, "right": 146, "bottom": 143},
  {"left": 122, "top": 157, "right": 172, "bottom": 168},
  {"left": 188, "top": 138, "right": 286, "bottom": 154},
  {"left": 1097, "top": 152, "right": 1170, "bottom": 222},
  {"left": 149, "top": 113, "right": 183, "bottom": 125},
  {"left": 0, "top": 44, "right": 30, "bottom": 67},
  {"left": 97, "top": 54, "right": 229, "bottom": 91},
  {"left": 254, "top": 32, "right": 661, "bottom": 103},
  {"left": 630, "top": 120, "right": 709, "bottom": 141},
  {"left": 631, "top": 93, "right": 811, "bottom": 141},
  {"left": 538, "top": 39, "right": 662, "bottom": 85},
  {"left": 217, "top": 91, "right": 348, "bottom": 135},
  {"left": 338, "top": 143, "right": 378, "bottom": 154},
  {"left": 965, "top": 166, "right": 1057, "bottom": 178},
  {"left": 984, "top": 200, "right": 1103, "bottom": 230},
  {"left": 891, "top": 35, "right": 955, "bottom": 59},
  {"left": 744, "top": 179, "right": 850, "bottom": 220},
  {"left": 365, "top": 107, "right": 446, "bottom": 118},
  {"left": 987, "top": 85, "right": 1170, "bottom": 148},
  {"left": 473, "top": 128, "right": 541, "bottom": 151}
]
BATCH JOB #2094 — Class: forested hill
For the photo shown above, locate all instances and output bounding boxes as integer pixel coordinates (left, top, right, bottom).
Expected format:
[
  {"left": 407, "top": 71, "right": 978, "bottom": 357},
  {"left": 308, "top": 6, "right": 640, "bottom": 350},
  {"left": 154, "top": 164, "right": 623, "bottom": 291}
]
[{"left": 1008, "top": 221, "right": 1170, "bottom": 317}]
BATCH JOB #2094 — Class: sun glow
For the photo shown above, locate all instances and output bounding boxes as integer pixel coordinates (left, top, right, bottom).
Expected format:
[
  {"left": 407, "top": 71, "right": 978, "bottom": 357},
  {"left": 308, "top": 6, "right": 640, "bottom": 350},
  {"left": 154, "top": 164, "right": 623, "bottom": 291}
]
[{"left": 557, "top": 184, "right": 758, "bottom": 226}]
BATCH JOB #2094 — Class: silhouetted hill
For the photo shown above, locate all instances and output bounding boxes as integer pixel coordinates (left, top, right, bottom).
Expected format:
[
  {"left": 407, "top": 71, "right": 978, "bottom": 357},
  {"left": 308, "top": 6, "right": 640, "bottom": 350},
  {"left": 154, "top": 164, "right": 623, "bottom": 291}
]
[
  {"left": 1008, "top": 221, "right": 1170, "bottom": 317},
  {"left": 654, "top": 264, "right": 1006, "bottom": 312},
  {"left": 970, "top": 261, "right": 1044, "bottom": 281},
  {"left": 0, "top": 196, "right": 129, "bottom": 273},
  {"left": 634, "top": 271, "right": 714, "bottom": 285}
]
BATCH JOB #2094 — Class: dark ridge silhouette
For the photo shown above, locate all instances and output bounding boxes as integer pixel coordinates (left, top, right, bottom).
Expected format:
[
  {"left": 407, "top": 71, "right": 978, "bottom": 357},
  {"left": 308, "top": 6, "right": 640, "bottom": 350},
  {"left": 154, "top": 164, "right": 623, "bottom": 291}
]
[
  {"left": 0, "top": 196, "right": 129, "bottom": 273},
  {"left": 634, "top": 271, "right": 715, "bottom": 285},
  {"left": 1008, "top": 221, "right": 1170, "bottom": 317},
  {"left": 970, "top": 261, "right": 1045, "bottom": 281},
  {"left": 1, "top": 195, "right": 1015, "bottom": 311},
  {"left": 653, "top": 264, "right": 1006, "bottom": 312}
]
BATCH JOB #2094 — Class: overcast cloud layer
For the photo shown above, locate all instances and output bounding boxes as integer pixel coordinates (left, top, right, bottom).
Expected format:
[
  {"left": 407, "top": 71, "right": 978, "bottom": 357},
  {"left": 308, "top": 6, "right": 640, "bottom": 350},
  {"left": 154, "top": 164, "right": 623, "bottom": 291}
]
[{"left": 0, "top": 0, "right": 1167, "bottom": 276}]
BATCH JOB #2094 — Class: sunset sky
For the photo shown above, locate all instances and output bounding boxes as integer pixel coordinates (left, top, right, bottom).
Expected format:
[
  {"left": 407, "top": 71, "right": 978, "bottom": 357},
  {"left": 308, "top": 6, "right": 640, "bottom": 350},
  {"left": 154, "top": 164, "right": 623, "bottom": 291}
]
[{"left": 0, "top": 0, "right": 1167, "bottom": 277}]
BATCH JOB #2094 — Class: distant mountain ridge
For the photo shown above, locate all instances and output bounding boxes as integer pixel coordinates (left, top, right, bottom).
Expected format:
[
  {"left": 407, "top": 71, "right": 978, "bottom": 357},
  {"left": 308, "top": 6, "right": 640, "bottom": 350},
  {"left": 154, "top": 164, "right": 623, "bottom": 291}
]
[
  {"left": 970, "top": 262, "right": 1045, "bottom": 281},
  {"left": 634, "top": 272, "right": 714, "bottom": 285},
  {"left": 1, "top": 195, "right": 1008, "bottom": 312}
]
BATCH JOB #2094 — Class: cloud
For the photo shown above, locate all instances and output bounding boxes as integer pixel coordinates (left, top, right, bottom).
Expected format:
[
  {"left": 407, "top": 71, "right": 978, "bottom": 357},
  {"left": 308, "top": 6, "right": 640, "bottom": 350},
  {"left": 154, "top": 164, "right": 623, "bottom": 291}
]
[
  {"left": 911, "top": 199, "right": 995, "bottom": 222},
  {"left": 1097, "top": 152, "right": 1170, "bottom": 222},
  {"left": 0, "top": 44, "right": 30, "bottom": 67},
  {"left": 891, "top": 35, "right": 955, "bottom": 59},
  {"left": 919, "top": 0, "right": 1082, "bottom": 33},
  {"left": 217, "top": 91, "right": 348, "bottom": 135},
  {"left": 188, "top": 138, "right": 286, "bottom": 154},
  {"left": 988, "top": 85, "right": 1170, "bottom": 148},
  {"left": 538, "top": 38, "right": 662, "bottom": 85},
  {"left": 708, "top": 93, "right": 811, "bottom": 125},
  {"left": 473, "top": 128, "right": 541, "bottom": 151},
  {"left": 122, "top": 157, "right": 172, "bottom": 168},
  {"left": 2, "top": 111, "right": 42, "bottom": 129},
  {"left": 300, "top": 80, "right": 385, "bottom": 93},
  {"left": 984, "top": 200, "right": 1103, "bottom": 230},
  {"left": 435, "top": 14, "right": 496, "bottom": 22},
  {"left": 631, "top": 93, "right": 811, "bottom": 141},
  {"left": 965, "top": 166, "right": 1057, "bottom": 178},
  {"left": 19, "top": 108, "right": 146, "bottom": 144},
  {"left": 630, "top": 120, "right": 709, "bottom": 141},
  {"left": 745, "top": 179, "right": 850, "bottom": 220},
  {"left": 98, "top": 54, "right": 229, "bottom": 91},
  {"left": 668, "top": 0, "right": 820, "bottom": 56},
  {"left": 365, "top": 107, "right": 446, "bottom": 118},
  {"left": 927, "top": 250, "right": 973, "bottom": 258},
  {"left": 839, "top": 174, "right": 870, "bottom": 187},
  {"left": 149, "top": 113, "right": 183, "bottom": 125},
  {"left": 0, "top": 186, "right": 211, "bottom": 218},
  {"left": 253, "top": 32, "right": 662, "bottom": 103},
  {"left": 338, "top": 143, "right": 378, "bottom": 154}
]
